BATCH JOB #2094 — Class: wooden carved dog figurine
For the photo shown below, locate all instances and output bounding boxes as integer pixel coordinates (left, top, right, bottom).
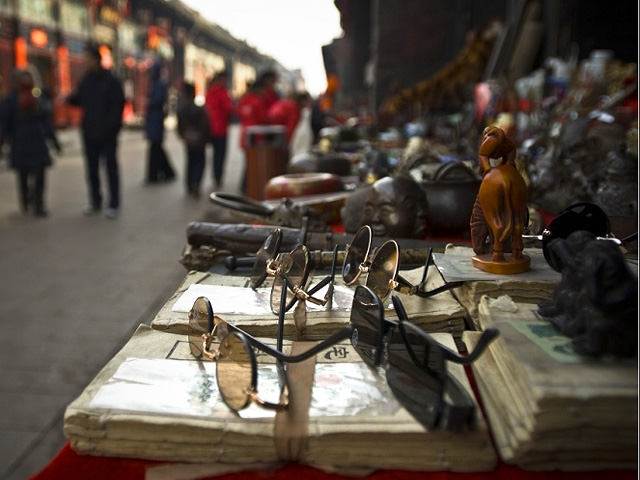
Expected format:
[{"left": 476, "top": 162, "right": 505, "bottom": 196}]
[{"left": 471, "top": 126, "right": 530, "bottom": 274}]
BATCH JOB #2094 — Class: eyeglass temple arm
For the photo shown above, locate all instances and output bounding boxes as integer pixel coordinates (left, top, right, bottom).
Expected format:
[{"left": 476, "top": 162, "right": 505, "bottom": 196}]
[
  {"left": 306, "top": 245, "right": 338, "bottom": 306},
  {"left": 247, "top": 386, "right": 289, "bottom": 411},
  {"left": 391, "top": 295, "right": 499, "bottom": 365},
  {"left": 394, "top": 248, "right": 464, "bottom": 297},
  {"left": 227, "top": 321, "right": 354, "bottom": 364},
  {"left": 277, "top": 275, "right": 287, "bottom": 351},
  {"left": 224, "top": 255, "right": 256, "bottom": 271}
]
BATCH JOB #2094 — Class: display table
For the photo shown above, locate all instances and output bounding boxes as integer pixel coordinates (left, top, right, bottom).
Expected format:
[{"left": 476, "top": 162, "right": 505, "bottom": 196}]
[{"left": 29, "top": 443, "right": 637, "bottom": 480}]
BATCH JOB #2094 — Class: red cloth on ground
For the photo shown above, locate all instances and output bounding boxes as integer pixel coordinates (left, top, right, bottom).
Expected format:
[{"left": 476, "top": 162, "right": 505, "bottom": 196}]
[
  {"left": 29, "top": 442, "right": 637, "bottom": 480},
  {"left": 267, "top": 98, "right": 300, "bottom": 143},
  {"left": 204, "top": 83, "right": 233, "bottom": 137},
  {"left": 237, "top": 91, "right": 267, "bottom": 150}
]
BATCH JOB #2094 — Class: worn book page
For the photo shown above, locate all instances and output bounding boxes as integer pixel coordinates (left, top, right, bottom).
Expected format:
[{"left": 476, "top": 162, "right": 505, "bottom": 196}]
[
  {"left": 438, "top": 245, "right": 560, "bottom": 328},
  {"left": 64, "top": 325, "right": 496, "bottom": 472},
  {"left": 463, "top": 296, "right": 638, "bottom": 470}
]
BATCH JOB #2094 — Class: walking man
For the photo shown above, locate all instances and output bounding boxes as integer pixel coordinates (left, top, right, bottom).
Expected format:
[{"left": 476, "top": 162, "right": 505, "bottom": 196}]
[{"left": 67, "top": 45, "right": 125, "bottom": 218}]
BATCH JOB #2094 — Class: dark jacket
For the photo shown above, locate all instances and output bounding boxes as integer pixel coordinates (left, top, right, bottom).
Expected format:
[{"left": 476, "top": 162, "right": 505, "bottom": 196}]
[
  {"left": 0, "top": 92, "right": 59, "bottom": 170},
  {"left": 145, "top": 64, "right": 168, "bottom": 142},
  {"left": 177, "top": 94, "right": 210, "bottom": 148},
  {"left": 68, "top": 68, "right": 124, "bottom": 140}
]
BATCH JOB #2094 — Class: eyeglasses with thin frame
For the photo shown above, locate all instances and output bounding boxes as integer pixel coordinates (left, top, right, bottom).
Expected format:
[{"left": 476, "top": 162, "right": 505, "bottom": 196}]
[
  {"left": 187, "top": 280, "right": 352, "bottom": 414},
  {"left": 348, "top": 284, "right": 499, "bottom": 431},
  {"left": 249, "top": 228, "right": 284, "bottom": 289},
  {"left": 342, "top": 225, "right": 463, "bottom": 302},
  {"left": 247, "top": 227, "right": 338, "bottom": 315},
  {"left": 269, "top": 244, "right": 338, "bottom": 315}
]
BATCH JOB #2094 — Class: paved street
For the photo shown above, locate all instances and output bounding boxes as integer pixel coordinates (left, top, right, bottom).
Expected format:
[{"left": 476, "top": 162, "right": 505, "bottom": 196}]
[{"left": 0, "top": 124, "right": 244, "bottom": 479}]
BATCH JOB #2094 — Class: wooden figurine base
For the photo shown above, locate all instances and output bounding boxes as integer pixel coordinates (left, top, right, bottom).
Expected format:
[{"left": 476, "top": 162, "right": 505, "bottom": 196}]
[{"left": 472, "top": 254, "right": 531, "bottom": 274}]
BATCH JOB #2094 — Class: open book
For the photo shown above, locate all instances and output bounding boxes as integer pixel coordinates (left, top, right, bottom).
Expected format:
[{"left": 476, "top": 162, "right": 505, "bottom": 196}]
[{"left": 64, "top": 325, "right": 496, "bottom": 473}]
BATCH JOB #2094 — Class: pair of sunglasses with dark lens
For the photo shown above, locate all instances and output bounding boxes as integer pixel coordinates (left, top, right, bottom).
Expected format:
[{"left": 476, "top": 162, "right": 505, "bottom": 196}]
[
  {"left": 342, "top": 225, "right": 464, "bottom": 302},
  {"left": 349, "top": 285, "right": 499, "bottom": 431},
  {"left": 190, "top": 271, "right": 496, "bottom": 428},
  {"left": 187, "top": 278, "right": 353, "bottom": 414},
  {"left": 250, "top": 228, "right": 338, "bottom": 314}
]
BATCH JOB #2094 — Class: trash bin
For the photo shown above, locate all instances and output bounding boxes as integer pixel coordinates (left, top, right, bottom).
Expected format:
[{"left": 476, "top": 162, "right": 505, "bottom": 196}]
[{"left": 245, "top": 125, "right": 287, "bottom": 200}]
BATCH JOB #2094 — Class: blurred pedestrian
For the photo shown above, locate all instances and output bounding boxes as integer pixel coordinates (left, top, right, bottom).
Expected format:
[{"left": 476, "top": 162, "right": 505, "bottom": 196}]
[
  {"left": 289, "top": 96, "right": 314, "bottom": 157},
  {"left": 67, "top": 45, "right": 125, "bottom": 218},
  {"left": 204, "top": 70, "right": 233, "bottom": 189},
  {"left": 311, "top": 74, "right": 340, "bottom": 143},
  {"left": 177, "top": 82, "right": 210, "bottom": 197},
  {"left": 237, "top": 81, "right": 267, "bottom": 193},
  {"left": 267, "top": 91, "right": 311, "bottom": 145},
  {"left": 145, "top": 60, "right": 175, "bottom": 183},
  {"left": 259, "top": 70, "right": 279, "bottom": 111},
  {"left": 0, "top": 69, "right": 61, "bottom": 217}
]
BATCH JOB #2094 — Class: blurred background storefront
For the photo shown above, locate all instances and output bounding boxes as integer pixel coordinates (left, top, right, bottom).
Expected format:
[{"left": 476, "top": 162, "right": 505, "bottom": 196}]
[{"left": 0, "top": 0, "right": 296, "bottom": 127}]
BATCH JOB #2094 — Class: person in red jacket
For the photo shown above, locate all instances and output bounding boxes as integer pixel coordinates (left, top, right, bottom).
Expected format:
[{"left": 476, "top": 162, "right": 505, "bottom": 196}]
[
  {"left": 237, "top": 81, "right": 267, "bottom": 192},
  {"left": 267, "top": 91, "right": 311, "bottom": 144},
  {"left": 259, "top": 70, "right": 279, "bottom": 111},
  {"left": 204, "top": 70, "right": 233, "bottom": 188}
]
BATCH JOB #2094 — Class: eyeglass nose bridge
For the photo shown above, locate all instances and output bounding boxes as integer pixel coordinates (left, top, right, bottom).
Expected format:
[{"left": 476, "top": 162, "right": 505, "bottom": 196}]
[
  {"left": 244, "top": 385, "right": 289, "bottom": 411},
  {"left": 265, "top": 257, "right": 280, "bottom": 276},
  {"left": 201, "top": 332, "right": 220, "bottom": 361}
]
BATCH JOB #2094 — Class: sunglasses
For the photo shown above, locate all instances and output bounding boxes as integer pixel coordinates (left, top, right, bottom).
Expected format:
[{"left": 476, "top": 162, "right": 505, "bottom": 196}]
[
  {"left": 342, "top": 225, "right": 463, "bottom": 301},
  {"left": 245, "top": 227, "right": 338, "bottom": 315},
  {"left": 269, "top": 243, "right": 338, "bottom": 315},
  {"left": 349, "top": 285, "right": 499, "bottom": 431},
  {"left": 188, "top": 280, "right": 352, "bottom": 414},
  {"left": 249, "top": 228, "right": 284, "bottom": 289}
]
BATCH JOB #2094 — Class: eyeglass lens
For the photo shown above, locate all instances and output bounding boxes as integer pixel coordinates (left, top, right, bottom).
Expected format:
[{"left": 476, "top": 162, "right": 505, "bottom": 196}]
[
  {"left": 250, "top": 229, "right": 281, "bottom": 289},
  {"left": 350, "top": 286, "right": 385, "bottom": 366},
  {"left": 400, "top": 325, "right": 445, "bottom": 374},
  {"left": 270, "top": 246, "right": 308, "bottom": 314},
  {"left": 365, "top": 240, "right": 399, "bottom": 301},
  {"left": 188, "top": 296, "right": 212, "bottom": 358},
  {"left": 342, "top": 226, "right": 371, "bottom": 284},
  {"left": 216, "top": 332, "right": 257, "bottom": 412}
]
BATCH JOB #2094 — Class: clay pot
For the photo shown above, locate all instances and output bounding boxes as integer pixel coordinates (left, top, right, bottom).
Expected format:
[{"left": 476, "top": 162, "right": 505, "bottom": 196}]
[
  {"left": 422, "top": 161, "right": 481, "bottom": 236},
  {"left": 265, "top": 173, "right": 344, "bottom": 199}
]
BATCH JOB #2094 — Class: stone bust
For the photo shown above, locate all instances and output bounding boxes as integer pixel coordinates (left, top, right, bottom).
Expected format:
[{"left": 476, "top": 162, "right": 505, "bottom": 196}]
[{"left": 362, "top": 175, "right": 429, "bottom": 238}]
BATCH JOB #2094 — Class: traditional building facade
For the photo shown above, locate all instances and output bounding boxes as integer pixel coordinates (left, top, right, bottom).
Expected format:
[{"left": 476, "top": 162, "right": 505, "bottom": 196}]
[{"left": 0, "top": 0, "right": 300, "bottom": 126}]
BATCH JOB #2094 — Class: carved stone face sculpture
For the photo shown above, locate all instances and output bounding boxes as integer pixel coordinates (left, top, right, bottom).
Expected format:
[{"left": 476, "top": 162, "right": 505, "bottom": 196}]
[{"left": 363, "top": 176, "right": 428, "bottom": 238}]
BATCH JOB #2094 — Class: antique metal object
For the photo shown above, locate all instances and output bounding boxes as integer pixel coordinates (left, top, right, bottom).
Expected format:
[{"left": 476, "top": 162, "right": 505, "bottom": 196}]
[
  {"left": 537, "top": 231, "right": 638, "bottom": 358},
  {"left": 182, "top": 222, "right": 445, "bottom": 272},
  {"left": 287, "top": 151, "right": 353, "bottom": 176},
  {"left": 362, "top": 175, "right": 429, "bottom": 239},
  {"left": 471, "top": 127, "right": 530, "bottom": 274},
  {"left": 422, "top": 161, "right": 481, "bottom": 236},
  {"left": 265, "top": 173, "right": 344, "bottom": 201},
  {"left": 209, "top": 192, "right": 329, "bottom": 231}
]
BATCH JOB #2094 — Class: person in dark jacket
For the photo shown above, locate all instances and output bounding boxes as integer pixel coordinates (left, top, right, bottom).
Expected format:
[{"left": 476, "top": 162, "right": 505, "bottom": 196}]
[
  {"left": 0, "top": 69, "right": 61, "bottom": 217},
  {"left": 67, "top": 45, "right": 125, "bottom": 218},
  {"left": 144, "top": 60, "right": 175, "bottom": 184},
  {"left": 177, "top": 82, "right": 210, "bottom": 197}
]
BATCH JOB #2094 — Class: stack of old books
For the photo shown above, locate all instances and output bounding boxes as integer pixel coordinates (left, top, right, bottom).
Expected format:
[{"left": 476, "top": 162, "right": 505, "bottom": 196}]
[
  {"left": 464, "top": 295, "right": 637, "bottom": 470},
  {"left": 64, "top": 324, "right": 497, "bottom": 473},
  {"left": 151, "top": 267, "right": 468, "bottom": 348},
  {"left": 435, "top": 245, "right": 561, "bottom": 329}
]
